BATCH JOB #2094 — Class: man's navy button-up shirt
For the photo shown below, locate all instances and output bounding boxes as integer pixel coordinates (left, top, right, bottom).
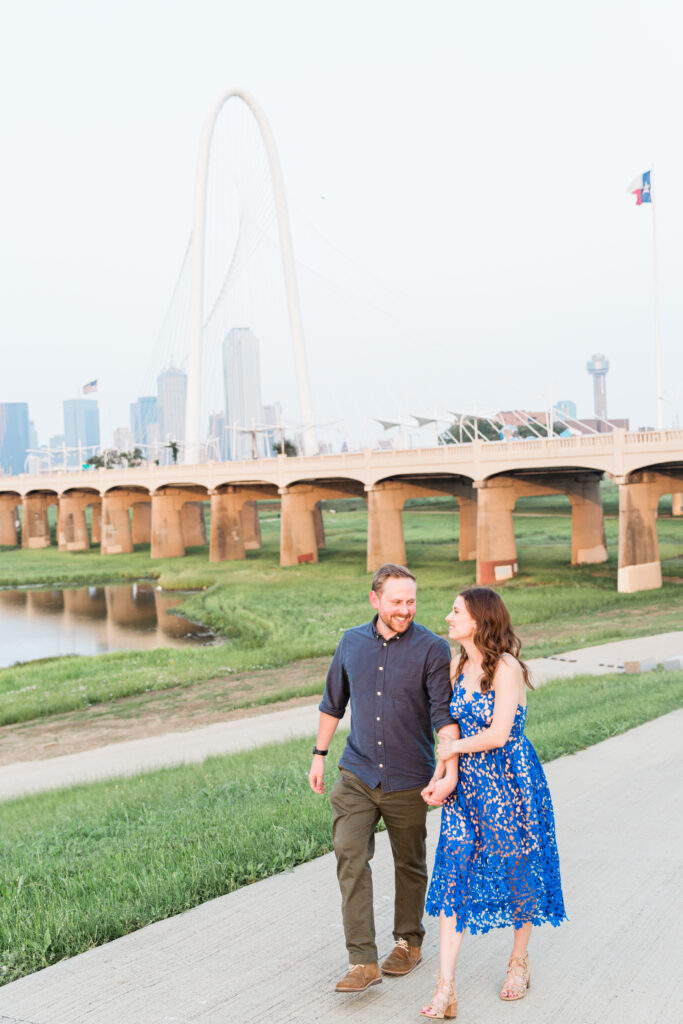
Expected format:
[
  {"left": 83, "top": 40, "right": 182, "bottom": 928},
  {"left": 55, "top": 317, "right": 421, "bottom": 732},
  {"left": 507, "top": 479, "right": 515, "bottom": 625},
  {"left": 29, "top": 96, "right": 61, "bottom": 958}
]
[{"left": 319, "top": 617, "right": 454, "bottom": 793}]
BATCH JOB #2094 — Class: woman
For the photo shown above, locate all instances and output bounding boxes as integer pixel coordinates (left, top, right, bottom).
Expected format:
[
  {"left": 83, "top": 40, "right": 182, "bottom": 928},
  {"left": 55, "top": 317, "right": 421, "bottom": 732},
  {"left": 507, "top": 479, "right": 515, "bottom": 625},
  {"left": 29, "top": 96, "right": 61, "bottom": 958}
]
[{"left": 419, "top": 587, "right": 566, "bottom": 1019}]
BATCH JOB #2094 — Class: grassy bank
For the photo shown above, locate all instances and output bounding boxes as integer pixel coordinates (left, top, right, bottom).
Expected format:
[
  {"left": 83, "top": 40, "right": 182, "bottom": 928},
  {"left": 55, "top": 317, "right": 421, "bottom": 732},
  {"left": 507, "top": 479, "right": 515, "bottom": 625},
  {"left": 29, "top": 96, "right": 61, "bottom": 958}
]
[
  {"left": 0, "top": 667, "right": 681, "bottom": 986},
  {"left": 0, "top": 504, "right": 681, "bottom": 727}
]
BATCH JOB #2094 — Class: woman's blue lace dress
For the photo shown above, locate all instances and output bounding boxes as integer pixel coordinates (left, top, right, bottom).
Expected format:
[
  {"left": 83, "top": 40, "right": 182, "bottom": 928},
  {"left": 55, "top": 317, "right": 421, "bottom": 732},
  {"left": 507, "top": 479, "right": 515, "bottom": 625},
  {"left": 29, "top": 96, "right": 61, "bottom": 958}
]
[{"left": 426, "top": 677, "right": 567, "bottom": 934}]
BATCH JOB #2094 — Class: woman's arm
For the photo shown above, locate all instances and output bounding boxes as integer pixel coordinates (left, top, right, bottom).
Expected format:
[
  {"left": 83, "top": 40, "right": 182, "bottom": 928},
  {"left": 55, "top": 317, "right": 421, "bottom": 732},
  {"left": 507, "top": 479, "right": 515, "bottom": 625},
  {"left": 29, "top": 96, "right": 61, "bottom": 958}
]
[
  {"left": 436, "top": 659, "right": 522, "bottom": 759},
  {"left": 422, "top": 725, "right": 460, "bottom": 804}
]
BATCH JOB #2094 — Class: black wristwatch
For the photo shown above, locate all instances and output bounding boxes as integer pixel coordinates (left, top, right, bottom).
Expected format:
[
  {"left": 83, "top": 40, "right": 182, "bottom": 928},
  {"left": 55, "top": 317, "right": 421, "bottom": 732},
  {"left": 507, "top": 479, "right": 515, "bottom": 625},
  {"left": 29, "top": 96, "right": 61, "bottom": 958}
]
[{"left": 312, "top": 746, "right": 328, "bottom": 756}]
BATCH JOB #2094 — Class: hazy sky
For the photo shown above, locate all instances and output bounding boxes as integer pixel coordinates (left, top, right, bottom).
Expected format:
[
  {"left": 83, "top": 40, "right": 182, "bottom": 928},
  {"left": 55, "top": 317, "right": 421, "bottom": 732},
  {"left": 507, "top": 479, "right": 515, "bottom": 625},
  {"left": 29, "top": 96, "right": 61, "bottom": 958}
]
[{"left": 1, "top": 0, "right": 682, "bottom": 449}]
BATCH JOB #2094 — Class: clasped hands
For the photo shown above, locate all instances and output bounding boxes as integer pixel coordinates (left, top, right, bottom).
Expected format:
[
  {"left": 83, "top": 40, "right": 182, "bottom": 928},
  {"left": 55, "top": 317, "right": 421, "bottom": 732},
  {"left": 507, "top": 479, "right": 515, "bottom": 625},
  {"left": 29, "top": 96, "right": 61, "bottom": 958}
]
[
  {"left": 421, "top": 735, "right": 460, "bottom": 805},
  {"left": 421, "top": 777, "right": 455, "bottom": 806}
]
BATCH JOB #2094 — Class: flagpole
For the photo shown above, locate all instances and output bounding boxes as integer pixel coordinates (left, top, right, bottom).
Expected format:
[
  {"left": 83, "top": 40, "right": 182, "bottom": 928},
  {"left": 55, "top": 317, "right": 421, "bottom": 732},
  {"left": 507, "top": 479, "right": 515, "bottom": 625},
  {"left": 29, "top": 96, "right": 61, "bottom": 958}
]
[{"left": 651, "top": 165, "right": 663, "bottom": 429}]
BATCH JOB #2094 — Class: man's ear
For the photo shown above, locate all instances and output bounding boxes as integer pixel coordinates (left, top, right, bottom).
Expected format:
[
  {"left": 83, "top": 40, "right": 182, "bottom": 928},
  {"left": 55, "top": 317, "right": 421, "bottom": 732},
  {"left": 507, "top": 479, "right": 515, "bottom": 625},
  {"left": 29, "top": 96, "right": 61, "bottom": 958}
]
[{"left": 369, "top": 589, "right": 380, "bottom": 611}]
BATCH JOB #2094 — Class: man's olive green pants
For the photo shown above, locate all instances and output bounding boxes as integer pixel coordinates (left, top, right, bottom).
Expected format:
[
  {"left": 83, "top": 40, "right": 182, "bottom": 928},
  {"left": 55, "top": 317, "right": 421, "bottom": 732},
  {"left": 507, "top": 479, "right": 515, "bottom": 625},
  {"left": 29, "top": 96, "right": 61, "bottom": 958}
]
[{"left": 330, "top": 767, "right": 428, "bottom": 964}]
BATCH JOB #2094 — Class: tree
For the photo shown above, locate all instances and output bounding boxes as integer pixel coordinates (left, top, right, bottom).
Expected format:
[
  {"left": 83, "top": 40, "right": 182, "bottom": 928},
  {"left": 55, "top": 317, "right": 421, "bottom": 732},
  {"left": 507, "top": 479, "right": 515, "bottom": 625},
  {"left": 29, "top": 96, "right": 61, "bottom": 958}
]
[
  {"left": 273, "top": 438, "right": 298, "bottom": 457},
  {"left": 121, "top": 447, "right": 144, "bottom": 467},
  {"left": 86, "top": 449, "right": 120, "bottom": 469},
  {"left": 516, "top": 421, "right": 567, "bottom": 439},
  {"left": 166, "top": 440, "right": 180, "bottom": 464},
  {"left": 438, "top": 417, "right": 501, "bottom": 444},
  {"left": 85, "top": 447, "right": 146, "bottom": 470}
]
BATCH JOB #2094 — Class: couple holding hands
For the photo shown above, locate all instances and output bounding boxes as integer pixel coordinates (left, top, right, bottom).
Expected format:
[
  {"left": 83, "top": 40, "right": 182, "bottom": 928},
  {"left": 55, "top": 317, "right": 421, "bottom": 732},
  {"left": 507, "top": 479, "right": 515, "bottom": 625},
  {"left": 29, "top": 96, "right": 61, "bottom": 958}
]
[{"left": 309, "top": 563, "right": 566, "bottom": 1019}]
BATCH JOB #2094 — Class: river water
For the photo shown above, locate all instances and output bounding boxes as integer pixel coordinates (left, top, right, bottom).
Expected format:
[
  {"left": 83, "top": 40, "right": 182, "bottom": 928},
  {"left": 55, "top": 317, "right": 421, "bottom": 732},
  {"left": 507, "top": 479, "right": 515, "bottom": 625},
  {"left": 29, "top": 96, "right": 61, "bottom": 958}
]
[{"left": 0, "top": 582, "right": 216, "bottom": 668}]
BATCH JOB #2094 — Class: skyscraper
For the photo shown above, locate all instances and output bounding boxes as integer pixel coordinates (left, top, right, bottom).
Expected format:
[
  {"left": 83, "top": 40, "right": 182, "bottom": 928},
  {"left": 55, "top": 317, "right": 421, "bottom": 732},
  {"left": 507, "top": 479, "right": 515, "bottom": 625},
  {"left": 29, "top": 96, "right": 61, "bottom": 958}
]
[
  {"left": 223, "top": 328, "right": 264, "bottom": 460},
  {"left": 0, "top": 403, "right": 30, "bottom": 475},
  {"left": 63, "top": 399, "right": 100, "bottom": 462},
  {"left": 130, "top": 396, "right": 158, "bottom": 450},
  {"left": 207, "top": 412, "right": 227, "bottom": 461},
  {"left": 157, "top": 368, "right": 187, "bottom": 448},
  {"left": 262, "top": 402, "right": 284, "bottom": 455}
]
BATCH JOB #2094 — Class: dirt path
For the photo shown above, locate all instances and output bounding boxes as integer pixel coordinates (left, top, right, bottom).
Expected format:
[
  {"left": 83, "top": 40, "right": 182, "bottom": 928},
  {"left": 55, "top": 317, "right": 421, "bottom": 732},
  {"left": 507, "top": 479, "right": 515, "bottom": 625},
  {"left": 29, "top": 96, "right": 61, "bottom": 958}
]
[
  {"left": 0, "top": 658, "right": 329, "bottom": 765},
  {"left": 2, "top": 605, "right": 680, "bottom": 766}
]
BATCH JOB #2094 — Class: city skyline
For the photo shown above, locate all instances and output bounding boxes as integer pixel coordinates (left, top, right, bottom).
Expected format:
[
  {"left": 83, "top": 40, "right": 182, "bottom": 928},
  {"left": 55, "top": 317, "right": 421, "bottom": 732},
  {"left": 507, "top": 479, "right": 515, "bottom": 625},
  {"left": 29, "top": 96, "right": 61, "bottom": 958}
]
[{"left": 1, "top": 2, "right": 682, "bottom": 449}]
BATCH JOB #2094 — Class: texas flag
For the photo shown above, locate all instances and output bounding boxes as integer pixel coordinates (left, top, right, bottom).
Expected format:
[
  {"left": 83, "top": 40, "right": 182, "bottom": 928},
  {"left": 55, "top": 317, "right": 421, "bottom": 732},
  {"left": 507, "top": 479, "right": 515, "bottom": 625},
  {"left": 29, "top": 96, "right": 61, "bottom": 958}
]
[{"left": 628, "top": 170, "right": 652, "bottom": 205}]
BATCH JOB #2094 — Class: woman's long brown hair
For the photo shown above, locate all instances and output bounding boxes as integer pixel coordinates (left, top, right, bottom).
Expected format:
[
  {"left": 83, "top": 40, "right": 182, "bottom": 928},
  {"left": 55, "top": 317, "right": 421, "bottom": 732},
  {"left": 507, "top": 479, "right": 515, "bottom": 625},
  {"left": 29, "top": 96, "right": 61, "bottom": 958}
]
[{"left": 451, "top": 586, "right": 532, "bottom": 692}]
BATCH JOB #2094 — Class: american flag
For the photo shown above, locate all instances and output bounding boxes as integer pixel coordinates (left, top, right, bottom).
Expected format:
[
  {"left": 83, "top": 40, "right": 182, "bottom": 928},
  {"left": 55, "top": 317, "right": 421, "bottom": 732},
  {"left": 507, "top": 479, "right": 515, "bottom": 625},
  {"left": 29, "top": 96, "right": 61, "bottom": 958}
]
[{"left": 82, "top": 379, "right": 98, "bottom": 395}]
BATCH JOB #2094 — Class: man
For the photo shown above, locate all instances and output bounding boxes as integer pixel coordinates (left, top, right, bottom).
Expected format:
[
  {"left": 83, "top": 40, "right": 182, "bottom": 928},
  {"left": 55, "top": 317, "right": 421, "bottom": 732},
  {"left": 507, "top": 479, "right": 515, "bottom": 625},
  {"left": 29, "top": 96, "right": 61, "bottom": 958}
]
[{"left": 309, "top": 563, "right": 458, "bottom": 993}]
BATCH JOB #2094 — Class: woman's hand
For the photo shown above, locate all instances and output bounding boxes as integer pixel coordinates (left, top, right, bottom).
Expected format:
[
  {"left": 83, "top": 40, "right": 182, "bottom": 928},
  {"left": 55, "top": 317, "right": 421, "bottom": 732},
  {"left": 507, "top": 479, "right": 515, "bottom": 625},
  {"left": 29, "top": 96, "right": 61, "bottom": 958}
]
[
  {"left": 436, "top": 735, "right": 461, "bottom": 761},
  {"left": 421, "top": 778, "right": 456, "bottom": 805}
]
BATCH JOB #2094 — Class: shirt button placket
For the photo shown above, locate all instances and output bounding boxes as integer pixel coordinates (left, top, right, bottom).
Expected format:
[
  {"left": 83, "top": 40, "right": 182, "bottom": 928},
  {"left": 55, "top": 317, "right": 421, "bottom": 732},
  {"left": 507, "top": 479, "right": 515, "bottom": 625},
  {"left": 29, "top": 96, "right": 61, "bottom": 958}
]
[{"left": 376, "top": 642, "right": 387, "bottom": 775}]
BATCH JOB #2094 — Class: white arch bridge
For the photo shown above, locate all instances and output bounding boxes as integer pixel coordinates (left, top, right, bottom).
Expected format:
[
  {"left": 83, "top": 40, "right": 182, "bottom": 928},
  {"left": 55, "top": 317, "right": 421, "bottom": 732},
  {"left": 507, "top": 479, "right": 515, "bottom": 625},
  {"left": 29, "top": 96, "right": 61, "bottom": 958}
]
[{"left": 1, "top": 429, "right": 682, "bottom": 593}]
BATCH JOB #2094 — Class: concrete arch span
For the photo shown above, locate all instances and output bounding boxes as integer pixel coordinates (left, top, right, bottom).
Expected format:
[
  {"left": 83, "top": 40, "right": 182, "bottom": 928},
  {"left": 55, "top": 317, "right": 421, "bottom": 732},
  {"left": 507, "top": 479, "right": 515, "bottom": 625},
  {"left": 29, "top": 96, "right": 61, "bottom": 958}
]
[
  {"left": 58, "top": 488, "right": 101, "bottom": 552},
  {"left": 185, "top": 87, "right": 315, "bottom": 461},
  {"left": 20, "top": 490, "right": 59, "bottom": 549},
  {"left": 149, "top": 485, "right": 209, "bottom": 559},
  {"left": 209, "top": 483, "right": 277, "bottom": 563},
  {"left": 474, "top": 470, "right": 608, "bottom": 585},
  {"left": 364, "top": 473, "right": 478, "bottom": 572}
]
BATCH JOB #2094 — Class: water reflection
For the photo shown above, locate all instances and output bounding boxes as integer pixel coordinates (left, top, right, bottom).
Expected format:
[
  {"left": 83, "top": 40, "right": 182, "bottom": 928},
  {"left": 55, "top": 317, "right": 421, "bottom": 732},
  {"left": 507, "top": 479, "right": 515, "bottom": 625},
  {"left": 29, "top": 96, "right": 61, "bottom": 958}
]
[{"left": 0, "top": 582, "right": 215, "bottom": 668}]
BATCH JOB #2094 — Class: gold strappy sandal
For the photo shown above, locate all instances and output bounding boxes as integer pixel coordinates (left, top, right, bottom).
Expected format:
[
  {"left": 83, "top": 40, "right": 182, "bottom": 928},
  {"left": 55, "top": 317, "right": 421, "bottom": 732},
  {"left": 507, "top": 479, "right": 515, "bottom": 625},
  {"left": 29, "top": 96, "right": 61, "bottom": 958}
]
[
  {"left": 500, "top": 953, "right": 530, "bottom": 1001},
  {"left": 420, "top": 977, "right": 458, "bottom": 1019}
]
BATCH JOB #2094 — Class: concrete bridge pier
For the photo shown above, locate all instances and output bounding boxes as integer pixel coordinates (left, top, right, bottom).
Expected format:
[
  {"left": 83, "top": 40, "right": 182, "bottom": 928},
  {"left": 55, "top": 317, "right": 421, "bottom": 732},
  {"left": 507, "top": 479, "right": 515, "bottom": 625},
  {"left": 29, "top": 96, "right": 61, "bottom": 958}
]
[
  {"left": 616, "top": 468, "right": 683, "bottom": 592},
  {"left": 210, "top": 488, "right": 247, "bottom": 562},
  {"left": 91, "top": 502, "right": 102, "bottom": 544},
  {"left": 131, "top": 503, "right": 152, "bottom": 545},
  {"left": 57, "top": 496, "right": 91, "bottom": 551},
  {"left": 21, "top": 494, "right": 55, "bottom": 549},
  {"left": 313, "top": 505, "right": 325, "bottom": 550},
  {"left": 568, "top": 476, "right": 608, "bottom": 565},
  {"left": 101, "top": 494, "right": 134, "bottom": 555},
  {"left": 279, "top": 486, "right": 321, "bottom": 566},
  {"left": 181, "top": 502, "right": 207, "bottom": 547},
  {"left": 617, "top": 476, "right": 662, "bottom": 593},
  {"left": 457, "top": 497, "right": 478, "bottom": 561},
  {"left": 151, "top": 493, "right": 186, "bottom": 560},
  {"left": 0, "top": 495, "right": 19, "bottom": 546},
  {"left": 366, "top": 483, "right": 407, "bottom": 572},
  {"left": 241, "top": 502, "right": 262, "bottom": 550},
  {"left": 475, "top": 480, "right": 518, "bottom": 584}
]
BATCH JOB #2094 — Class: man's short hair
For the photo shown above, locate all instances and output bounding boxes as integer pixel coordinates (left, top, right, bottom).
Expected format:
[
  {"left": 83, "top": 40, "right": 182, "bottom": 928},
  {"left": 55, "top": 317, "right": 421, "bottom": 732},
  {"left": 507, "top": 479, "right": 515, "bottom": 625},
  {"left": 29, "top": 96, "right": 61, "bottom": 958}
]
[{"left": 371, "top": 563, "right": 416, "bottom": 595}]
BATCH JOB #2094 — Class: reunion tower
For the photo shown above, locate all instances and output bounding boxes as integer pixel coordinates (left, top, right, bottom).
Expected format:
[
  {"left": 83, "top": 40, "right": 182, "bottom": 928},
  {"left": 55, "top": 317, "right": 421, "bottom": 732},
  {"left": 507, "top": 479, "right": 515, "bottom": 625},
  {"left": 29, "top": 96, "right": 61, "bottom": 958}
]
[{"left": 586, "top": 353, "right": 609, "bottom": 420}]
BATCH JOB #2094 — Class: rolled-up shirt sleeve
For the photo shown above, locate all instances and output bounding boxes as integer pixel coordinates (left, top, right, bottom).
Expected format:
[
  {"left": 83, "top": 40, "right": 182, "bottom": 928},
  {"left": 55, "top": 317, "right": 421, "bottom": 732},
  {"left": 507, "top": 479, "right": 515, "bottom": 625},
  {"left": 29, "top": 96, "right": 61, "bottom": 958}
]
[
  {"left": 424, "top": 637, "right": 455, "bottom": 732},
  {"left": 318, "top": 635, "right": 349, "bottom": 719}
]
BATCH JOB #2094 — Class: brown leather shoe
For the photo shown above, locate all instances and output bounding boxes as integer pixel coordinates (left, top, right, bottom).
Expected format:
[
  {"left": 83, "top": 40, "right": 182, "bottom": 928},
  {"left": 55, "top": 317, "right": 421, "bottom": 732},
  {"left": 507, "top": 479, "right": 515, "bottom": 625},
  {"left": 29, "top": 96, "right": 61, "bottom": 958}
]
[
  {"left": 381, "top": 938, "right": 422, "bottom": 976},
  {"left": 335, "top": 962, "right": 382, "bottom": 992}
]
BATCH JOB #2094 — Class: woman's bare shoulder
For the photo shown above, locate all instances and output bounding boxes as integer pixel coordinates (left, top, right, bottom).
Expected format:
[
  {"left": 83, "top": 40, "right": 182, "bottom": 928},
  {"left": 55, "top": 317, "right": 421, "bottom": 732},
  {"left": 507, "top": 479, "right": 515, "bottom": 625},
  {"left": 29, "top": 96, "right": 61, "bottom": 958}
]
[
  {"left": 495, "top": 653, "right": 526, "bottom": 705},
  {"left": 493, "top": 654, "right": 523, "bottom": 686}
]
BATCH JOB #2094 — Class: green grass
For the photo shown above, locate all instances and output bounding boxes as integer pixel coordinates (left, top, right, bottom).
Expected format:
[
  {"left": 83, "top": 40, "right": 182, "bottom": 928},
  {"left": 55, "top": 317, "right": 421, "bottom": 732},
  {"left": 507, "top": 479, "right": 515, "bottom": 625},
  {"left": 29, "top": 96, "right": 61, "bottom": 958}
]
[
  {"left": 0, "top": 502, "right": 681, "bottom": 726},
  {"left": 0, "top": 666, "right": 681, "bottom": 986}
]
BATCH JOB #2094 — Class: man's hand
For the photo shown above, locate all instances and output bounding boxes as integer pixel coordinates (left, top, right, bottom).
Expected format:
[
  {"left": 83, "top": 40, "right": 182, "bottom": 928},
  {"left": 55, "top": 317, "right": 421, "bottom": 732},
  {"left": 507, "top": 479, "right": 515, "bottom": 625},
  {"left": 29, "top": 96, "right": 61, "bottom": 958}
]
[
  {"left": 309, "top": 755, "right": 326, "bottom": 794},
  {"left": 421, "top": 778, "right": 438, "bottom": 804}
]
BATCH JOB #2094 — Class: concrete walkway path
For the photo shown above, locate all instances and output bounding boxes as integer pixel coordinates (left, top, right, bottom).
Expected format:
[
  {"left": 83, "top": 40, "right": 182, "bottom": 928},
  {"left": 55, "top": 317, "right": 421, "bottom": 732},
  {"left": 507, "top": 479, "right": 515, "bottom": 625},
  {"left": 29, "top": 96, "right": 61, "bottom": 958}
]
[
  {"left": 0, "top": 631, "right": 681, "bottom": 802},
  {"left": 0, "top": 708, "right": 680, "bottom": 1024}
]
